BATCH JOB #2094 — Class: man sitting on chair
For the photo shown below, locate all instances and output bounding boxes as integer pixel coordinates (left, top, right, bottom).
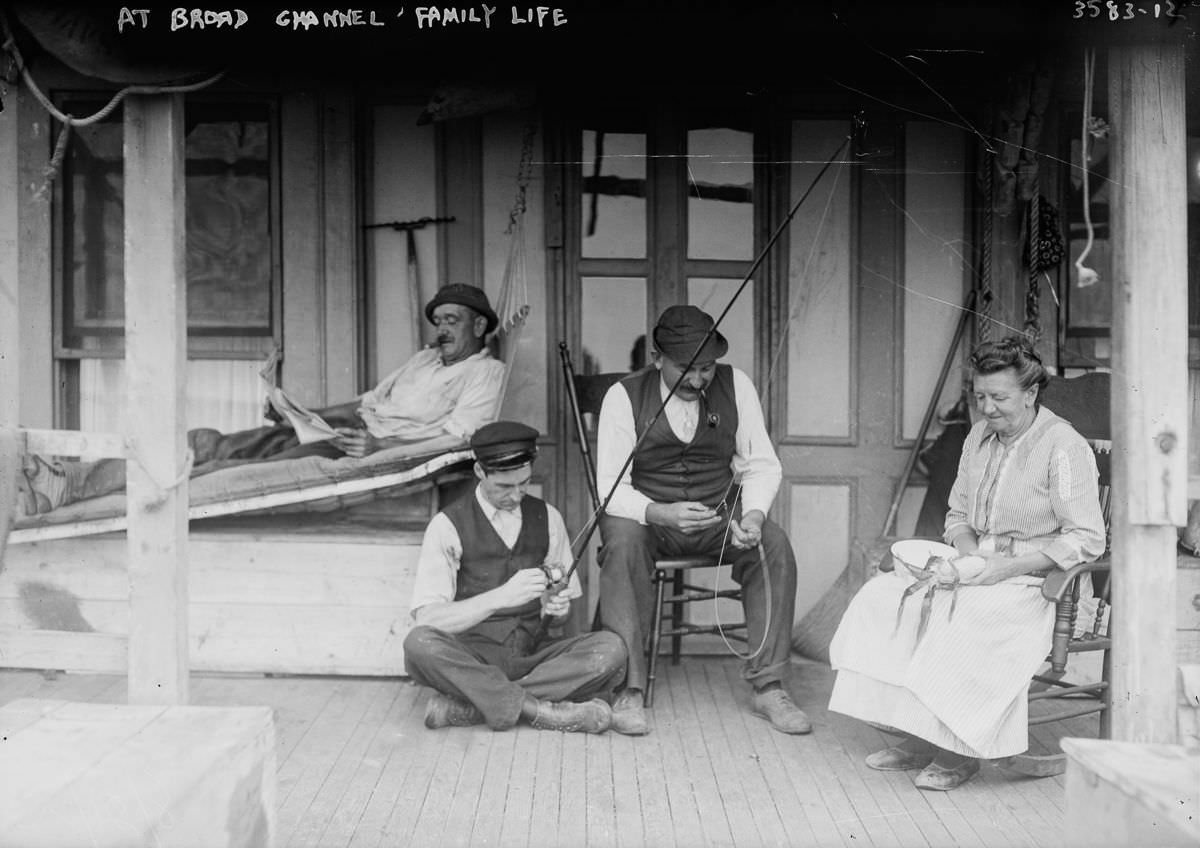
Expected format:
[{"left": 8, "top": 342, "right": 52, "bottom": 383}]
[
  {"left": 595, "top": 305, "right": 810, "bottom": 737},
  {"left": 404, "top": 421, "right": 637, "bottom": 734},
  {"left": 17, "top": 284, "right": 506, "bottom": 516}
]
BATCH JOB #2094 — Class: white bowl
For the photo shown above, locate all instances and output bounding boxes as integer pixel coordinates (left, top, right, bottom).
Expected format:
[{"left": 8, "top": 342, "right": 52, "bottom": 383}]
[{"left": 890, "top": 539, "right": 959, "bottom": 572}]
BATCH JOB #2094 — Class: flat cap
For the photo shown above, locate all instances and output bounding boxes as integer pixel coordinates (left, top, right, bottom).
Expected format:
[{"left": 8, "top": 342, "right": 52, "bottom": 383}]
[
  {"left": 425, "top": 283, "right": 499, "bottom": 335},
  {"left": 470, "top": 421, "right": 539, "bottom": 470},
  {"left": 652, "top": 304, "right": 728, "bottom": 364}
]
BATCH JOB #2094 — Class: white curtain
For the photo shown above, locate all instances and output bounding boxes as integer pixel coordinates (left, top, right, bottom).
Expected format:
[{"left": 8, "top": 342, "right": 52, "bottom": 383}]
[{"left": 79, "top": 359, "right": 265, "bottom": 437}]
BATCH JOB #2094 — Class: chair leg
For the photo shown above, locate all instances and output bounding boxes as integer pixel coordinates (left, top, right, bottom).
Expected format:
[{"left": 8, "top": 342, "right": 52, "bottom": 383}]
[
  {"left": 1099, "top": 644, "right": 1113, "bottom": 739},
  {"left": 671, "top": 571, "right": 684, "bottom": 665},
  {"left": 646, "top": 571, "right": 668, "bottom": 709}
]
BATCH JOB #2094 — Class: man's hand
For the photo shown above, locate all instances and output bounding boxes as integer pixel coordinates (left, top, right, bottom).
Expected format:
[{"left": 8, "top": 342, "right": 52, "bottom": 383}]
[
  {"left": 263, "top": 399, "right": 284, "bottom": 425},
  {"left": 501, "top": 568, "right": 549, "bottom": 607},
  {"left": 646, "top": 501, "right": 723, "bottom": 534},
  {"left": 332, "top": 427, "right": 380, "bottom": 458},
  {"left": 541, "top": 589, "right": 571, "bottom": 619},
  {"left": 728, "top": 509, "right": 765, "bottom": 550}
]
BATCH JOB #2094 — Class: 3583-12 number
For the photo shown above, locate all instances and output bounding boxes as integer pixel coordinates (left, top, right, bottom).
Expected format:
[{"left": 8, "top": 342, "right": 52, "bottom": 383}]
[{"left": 1072, "top": 0, "right": 1185, "bottom": 17}]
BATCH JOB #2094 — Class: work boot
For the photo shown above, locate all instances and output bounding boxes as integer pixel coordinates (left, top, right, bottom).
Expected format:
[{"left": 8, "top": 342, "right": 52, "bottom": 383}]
[
  {"left": 610, "top": 688, "right": 650, "bottom": 736},
  {"left": 530, "top": 698, "right": 612, "bottom": 733},
  {"left": 424, "top": 692, "right": 485, "bottom": 729},
  {"left": 751, "top": 686, "right": 812, "bottom": 735}
]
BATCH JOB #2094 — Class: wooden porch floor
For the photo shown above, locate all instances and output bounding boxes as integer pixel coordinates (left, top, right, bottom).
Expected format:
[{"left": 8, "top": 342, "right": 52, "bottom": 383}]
[{"left": 0, "top": 658, "right": 1095, "bottom": 848}]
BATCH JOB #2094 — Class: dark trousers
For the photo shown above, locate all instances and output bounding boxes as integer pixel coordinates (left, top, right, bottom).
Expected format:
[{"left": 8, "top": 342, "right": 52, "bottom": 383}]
[
  {"left": 80, "top": 425, "right": 345, "bottom": 500},
  {"left": 597, "top": 515, "right": 798, "bottom": 692},
  {"left": 403, "top": 624, "right": 628, "bottom": 730}
]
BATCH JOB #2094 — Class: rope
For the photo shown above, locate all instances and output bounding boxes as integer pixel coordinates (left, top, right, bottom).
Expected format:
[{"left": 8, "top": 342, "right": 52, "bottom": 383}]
[
  {"left": 712, "top": 484, "right": 772, "bottom": 661},
  {"left": 493, "top": 120, "right": 538, "bottom": 416},
  {"left": 978, "top": 151, "right": 995, "bottom": 342},
  {"left": 1024, "top": 179, "right": 1041, "bottom": 341},
  {"left": 125, "top": 444, "right": 195, "bottom": 507},
  {"left": 1074, "top": 48, "right": 1101, "bottom": 289},
  {"left": 0, "top": 8, "right": 225, "bottom": 195}
]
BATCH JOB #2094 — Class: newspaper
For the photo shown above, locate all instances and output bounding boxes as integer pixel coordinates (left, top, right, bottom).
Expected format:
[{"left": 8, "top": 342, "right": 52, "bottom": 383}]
[{"left": 262, "top": 383, "right": 339, "bottom": 444}]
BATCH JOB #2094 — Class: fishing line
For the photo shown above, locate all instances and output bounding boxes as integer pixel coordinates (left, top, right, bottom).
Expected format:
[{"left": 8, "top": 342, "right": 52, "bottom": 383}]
[{"left": 561, "top": 131, "right": 855, "bottom": 581}]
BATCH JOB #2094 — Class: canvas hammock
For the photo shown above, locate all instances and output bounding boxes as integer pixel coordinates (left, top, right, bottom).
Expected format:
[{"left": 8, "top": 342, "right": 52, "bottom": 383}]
[{"left": 6, "top": 124, "right": 537, "bottom": 546}]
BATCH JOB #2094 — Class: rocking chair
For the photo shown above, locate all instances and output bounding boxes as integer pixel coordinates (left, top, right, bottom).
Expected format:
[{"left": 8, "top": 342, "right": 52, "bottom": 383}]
[
  {"left": 558, "top": 343, "right": 746, "bottom": 708},
  {"left": 1000, "top": 371, "right": 1113, "bottom": 777},
  {"left": 877, "top": 371, "right": 1113, "bottom": 777}
]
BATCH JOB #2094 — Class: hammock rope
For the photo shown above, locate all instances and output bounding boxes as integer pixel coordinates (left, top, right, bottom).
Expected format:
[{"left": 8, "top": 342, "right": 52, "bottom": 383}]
[{"left": 492, "top": 120, "right": 538, "bottom": 416}]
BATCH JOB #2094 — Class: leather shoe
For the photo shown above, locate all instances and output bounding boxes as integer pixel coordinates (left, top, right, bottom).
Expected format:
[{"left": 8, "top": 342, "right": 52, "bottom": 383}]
[
  {"left": 424, "top": 692, "right": 485, "bottom": 729},
  {"left": 531, "top": 698, "right": 612, "bottom": 734},
  {"left": 864, "top": 744, "right": 936, "bottom": 772},
  {"left": 610, "top": 689, "right": 650, "bottom": 736},
  {"left": 914, "top": 756, "right": 981, "bottom": 791},
  {"left": 751, "top": 687, "right": 812, "bottom": 735}
]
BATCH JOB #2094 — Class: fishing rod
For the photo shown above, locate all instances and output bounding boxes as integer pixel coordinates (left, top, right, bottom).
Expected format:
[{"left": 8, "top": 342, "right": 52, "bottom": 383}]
[{"left": 555, "top": 127, "right": 858, "bottom": 589}]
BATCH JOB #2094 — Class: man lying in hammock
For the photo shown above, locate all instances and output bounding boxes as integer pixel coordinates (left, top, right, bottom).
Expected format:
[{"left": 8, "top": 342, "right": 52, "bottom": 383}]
[{"left": 16, "top": 284, "right": 507, "bottom": 517}]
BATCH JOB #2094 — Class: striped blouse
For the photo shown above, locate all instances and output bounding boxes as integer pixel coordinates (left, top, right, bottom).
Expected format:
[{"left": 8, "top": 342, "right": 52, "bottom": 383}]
[{"left": 943, "top": 406, "right": 1107, "bottom": 570}]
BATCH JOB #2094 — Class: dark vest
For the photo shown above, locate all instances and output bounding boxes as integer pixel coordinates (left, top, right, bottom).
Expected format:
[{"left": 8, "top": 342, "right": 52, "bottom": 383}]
[
  {"left": 443, "top": 491, "right": 550, "bottom": 642},
  {"left": 621, "top": 365, "right": 739, "bottom": 508}
]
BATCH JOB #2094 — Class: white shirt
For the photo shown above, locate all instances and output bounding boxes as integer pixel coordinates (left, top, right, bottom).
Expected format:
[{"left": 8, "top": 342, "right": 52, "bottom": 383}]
[
  {"left": 596, "top": 366, "right": 782, "bottom": 524},
  {"left": 408, "top": 486, "right": 582, "bottom": 617},
  {"left": 357, "top": 348, "right": 506, "bottom": 441}
]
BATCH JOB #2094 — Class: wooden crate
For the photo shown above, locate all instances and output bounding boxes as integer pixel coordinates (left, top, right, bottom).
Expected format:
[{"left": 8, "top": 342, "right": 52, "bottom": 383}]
[{"left": 0, "top": 698, "right": 276, "bottom": 848}]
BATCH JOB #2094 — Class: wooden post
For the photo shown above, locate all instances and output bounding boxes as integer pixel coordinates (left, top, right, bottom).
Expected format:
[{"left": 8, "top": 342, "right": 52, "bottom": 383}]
[
  {"left": 124, "top": 94, "right": 189, "bottom": 705},
  {"left": 0, "top": 92, "right": 18, "bottom": 429},
  {"left": 1107, "top": 43, "right": 1188, "bottom": 742}
]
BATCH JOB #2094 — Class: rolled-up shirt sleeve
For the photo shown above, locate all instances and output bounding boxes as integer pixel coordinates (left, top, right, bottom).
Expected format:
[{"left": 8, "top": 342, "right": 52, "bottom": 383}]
[
  {"left": 1041, "top": 440, "right": 1107, "bottom": 568},
  {"left": 729, "top": 368, "right": 782, "bottom": 517},
  {"left": 409, "top": 513, "right": 461, "bottom": 618},
  {"left": 596, "top": 383, "right": 654, "bottom": 523},
  {"left": 545, "top": 505, "right": 583, "bottom": 600}
]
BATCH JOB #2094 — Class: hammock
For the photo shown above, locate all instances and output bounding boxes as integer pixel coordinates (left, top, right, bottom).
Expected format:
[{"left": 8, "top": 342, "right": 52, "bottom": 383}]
[
  {"left": 9, "top": 437, "right": 475, "bottom": 544},
  {"left": 6, "top": 124, "right": 539, "bottom": 546}
]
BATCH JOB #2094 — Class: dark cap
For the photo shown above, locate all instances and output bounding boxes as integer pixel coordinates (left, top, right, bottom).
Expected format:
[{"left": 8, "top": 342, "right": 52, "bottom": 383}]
[
  {"left": 425, "top": 284, "right": 499, "bottom": 335},
  {"left": 652, "top": 305, "right": 728, "bottom": 364},
  {"left": 470, "top": 421, "right": 539, "bottom": 471}
]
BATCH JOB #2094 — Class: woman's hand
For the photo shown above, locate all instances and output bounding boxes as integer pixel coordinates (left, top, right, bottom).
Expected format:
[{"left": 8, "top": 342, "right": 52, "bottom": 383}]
[{"left": 957, "top": 555, "right": 1027, "bottom": 586}]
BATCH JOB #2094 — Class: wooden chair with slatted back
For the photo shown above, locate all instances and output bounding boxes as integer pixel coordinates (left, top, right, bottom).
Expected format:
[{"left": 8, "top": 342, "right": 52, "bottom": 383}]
[
  {"left": 558, "top": 342, "right": 746, "bottom": 707},
  {"left": 999, "top": 371, "right": 1113, "bottom": 777}
]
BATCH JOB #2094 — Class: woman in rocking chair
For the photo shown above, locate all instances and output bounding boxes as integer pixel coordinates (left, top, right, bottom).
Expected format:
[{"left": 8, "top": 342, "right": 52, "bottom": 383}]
[{"left": 828, "top": 335, "right": 1107, "bottom": 791}]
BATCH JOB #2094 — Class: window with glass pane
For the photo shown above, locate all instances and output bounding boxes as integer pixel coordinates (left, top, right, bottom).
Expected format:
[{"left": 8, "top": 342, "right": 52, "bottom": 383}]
[
  {"left": 60, "top": 99, "right": 275, "bottom": 352},
  {"left": 581, "top": 277, "right": 646, "bottom": 374},
  {"left": 581, "top": 130, "right": 646, "bottom": 258},
  {"left": 688, "top": 278, "right": 754, "bottom": 376},
  {"left": 687, "top": 126, "right": 754, "bottom": 261}
]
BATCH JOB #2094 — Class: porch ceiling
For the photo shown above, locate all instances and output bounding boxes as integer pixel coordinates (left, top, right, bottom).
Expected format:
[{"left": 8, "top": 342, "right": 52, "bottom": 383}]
[{"left": 7, "top": 0, "right": 1169, "bottom": 91}]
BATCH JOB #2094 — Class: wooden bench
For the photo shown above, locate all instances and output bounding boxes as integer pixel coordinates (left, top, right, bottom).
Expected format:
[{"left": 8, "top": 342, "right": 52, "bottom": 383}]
[{"left": 0, "top": 698, "right": 276, "bottom": 848}]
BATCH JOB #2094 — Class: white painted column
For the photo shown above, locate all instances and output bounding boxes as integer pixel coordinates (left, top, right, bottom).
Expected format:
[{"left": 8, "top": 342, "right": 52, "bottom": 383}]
[
  {"left": 124, "top": 94, "right": 189, "bottom": 705},
  {"left": 1107, "top": 42, "right": 1188, "bottom": 742}
]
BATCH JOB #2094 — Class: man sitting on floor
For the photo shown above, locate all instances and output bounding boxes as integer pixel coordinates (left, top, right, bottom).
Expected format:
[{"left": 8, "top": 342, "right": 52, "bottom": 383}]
[
  {"left": 403, "top": 421, "right": 639, "bottom": 735},
  {"left": 17, "top": 283, "right": 506, "bottom": 516}
]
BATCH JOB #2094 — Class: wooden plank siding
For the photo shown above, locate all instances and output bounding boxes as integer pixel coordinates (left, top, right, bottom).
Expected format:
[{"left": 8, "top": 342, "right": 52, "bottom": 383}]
[{"left": 0, "top": 658, "right": 1097, "bottom": 848}]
